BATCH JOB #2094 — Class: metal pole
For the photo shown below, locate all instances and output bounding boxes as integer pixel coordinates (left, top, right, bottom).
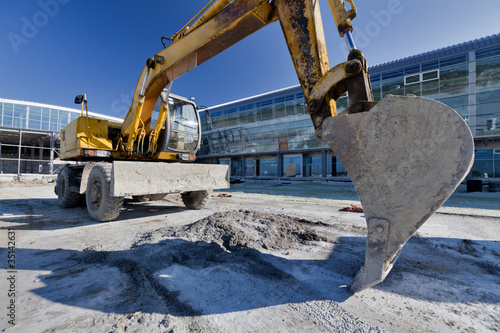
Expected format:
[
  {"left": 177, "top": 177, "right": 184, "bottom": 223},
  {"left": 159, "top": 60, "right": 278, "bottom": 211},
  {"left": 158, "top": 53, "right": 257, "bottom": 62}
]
[
  {"left": 39, "top": 138, "right": 43, "bottom": 173},
  {"left": 30, "top": 145, "right": 35, "bottom": 173},
  {"left": 50, "top": 132, "right": 55, "bottom": 174},
  {"left": 17, "top": 129, "right": 22, "bottom": 176},
  {"left": 0, "top": 142, "right": 2, "bottom": 174}
]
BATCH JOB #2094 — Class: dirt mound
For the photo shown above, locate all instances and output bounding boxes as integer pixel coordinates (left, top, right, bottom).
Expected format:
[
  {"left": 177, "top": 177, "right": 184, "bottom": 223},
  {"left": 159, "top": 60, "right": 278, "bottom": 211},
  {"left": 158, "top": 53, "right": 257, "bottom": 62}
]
[{"left": 146, "top": 209, "right": 332, "bottom": 252}]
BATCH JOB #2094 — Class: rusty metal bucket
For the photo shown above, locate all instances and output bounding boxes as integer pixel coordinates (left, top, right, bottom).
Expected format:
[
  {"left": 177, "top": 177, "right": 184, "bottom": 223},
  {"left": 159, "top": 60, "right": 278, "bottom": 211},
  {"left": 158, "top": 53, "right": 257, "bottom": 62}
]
[{"left": 321, "top": 95, "right": 474, "bottom": 292}]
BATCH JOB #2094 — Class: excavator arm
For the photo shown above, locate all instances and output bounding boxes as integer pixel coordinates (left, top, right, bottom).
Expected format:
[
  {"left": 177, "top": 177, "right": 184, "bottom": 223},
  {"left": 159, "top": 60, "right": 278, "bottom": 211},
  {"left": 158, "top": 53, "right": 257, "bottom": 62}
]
[
  {"left": 120, "top": 0, "right": 371, "bottom": 151},
  {"left": 119, "top": 0, "right": 474, "bottom": 292},
  {"left": 120, "top": 0, "right": 278, "bottom": 151}
]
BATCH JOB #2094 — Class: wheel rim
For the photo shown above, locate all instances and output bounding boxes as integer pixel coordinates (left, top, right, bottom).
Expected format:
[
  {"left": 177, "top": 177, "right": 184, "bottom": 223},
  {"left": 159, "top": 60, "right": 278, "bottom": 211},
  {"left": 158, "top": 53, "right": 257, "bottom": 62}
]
[{"left": 89, "top": 179, "right": 102, "bottom": 210}]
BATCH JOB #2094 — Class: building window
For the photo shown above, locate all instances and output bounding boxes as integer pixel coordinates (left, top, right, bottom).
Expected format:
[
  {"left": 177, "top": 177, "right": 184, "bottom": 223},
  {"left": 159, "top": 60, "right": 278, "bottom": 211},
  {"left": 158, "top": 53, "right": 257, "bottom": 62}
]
[
  {"left": 405, "top": 74, "right": 420, "bottom": 85},
  {"left": 231, "top": 159, "right": 242, "bottom": 177},
  {"left": 303, "top": 156, "right": 322, "bottom": 177},
  {"left": 381, "top": 78, "right": 404, "bottom": 97},
  {"left": 405, "top": 65, "right": 420, "bottom": 75},
  {"left": 58, "top": 110, "right": 70, "bottom": 129},
  {"left": 283, "top": 155, "right": 301, "bottom": 177},
  {"left": 371, "top": 81, "right": 381, "bottom": 101},
  {"left": 439, "top": 54, "right": 467, "bottom": 67},
  {"left": 28, "top": 106, "right": 42, "bottom": 130},
  {"left": 421, "top": 60, "right": 438, "bottom": 71},
  {"left": 1, "top": 103, "right": 10, "bottom": 127},
  {"left": 404, "top": 70, "right": 439, "bottom": 85},
  {"left": 421, "top": 79, "right": 440, "bottom": 98},
  {"left": 326, "top": 156, "right": 347, "bottom": 177},
  {"left": 13, "top": 104, "right": 28, "bottom": 129},
  {"left": 260, "top": 158, "right": 277, "bottom": 176},
  {"left": 440, "top": 63, "right": 468, "bottom": 97},
  {"left": 476, "top": 46, "right": 500, "bottom": 60},
  {"left": 382, "top": 69, "right": 404, "bottom": 80},
  {"left": 246, "top": 159, "right": 257, "bottom": 176},
  {"left": 476, "top": 102, "right": 499, "bottom": 136},
  {"left": 472, "top": 149, "right": 494, "bottom": 178},
  {"left": 370, "top": 73, "right": 381, "bottom": 82},
  {"left": 476, "top": 55, "right": 500, "bottom": 94}
]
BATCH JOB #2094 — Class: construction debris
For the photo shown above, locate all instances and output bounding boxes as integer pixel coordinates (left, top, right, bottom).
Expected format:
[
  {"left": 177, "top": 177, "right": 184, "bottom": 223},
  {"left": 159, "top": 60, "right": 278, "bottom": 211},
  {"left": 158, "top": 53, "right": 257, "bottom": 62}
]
[{"left": 340, "top": 204, "right": 364, "bottom": 213}]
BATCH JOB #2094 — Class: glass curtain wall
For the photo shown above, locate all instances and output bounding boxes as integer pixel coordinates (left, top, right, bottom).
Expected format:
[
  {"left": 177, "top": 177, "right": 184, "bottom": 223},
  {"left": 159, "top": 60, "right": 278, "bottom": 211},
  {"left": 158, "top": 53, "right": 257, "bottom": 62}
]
[
  {"left": 198, "top": 42, "right": 500, "bottom": 180},
  {"left": 372, "top": 55, "right": 470, "bottom": 123},
  {"left": 200, "top": 92, "right": 350, "bottom": 156},
  {"left": 476, "top": 54, "right": 500, "bottom": 136},
  {"left": 0, "top": 101, "right": 77, "bottom": 131}
]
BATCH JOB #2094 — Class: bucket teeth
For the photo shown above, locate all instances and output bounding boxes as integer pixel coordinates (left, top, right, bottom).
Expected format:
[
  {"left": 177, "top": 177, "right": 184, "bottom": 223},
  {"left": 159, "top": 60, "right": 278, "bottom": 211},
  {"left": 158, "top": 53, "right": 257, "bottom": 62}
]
[{"left": 321, "top": 95, "right": 474, "bottom": 292}]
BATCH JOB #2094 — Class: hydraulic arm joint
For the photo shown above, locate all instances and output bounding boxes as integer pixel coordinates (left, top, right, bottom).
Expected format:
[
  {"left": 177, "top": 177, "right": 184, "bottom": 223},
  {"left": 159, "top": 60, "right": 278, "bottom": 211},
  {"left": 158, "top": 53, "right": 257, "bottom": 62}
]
[{"left": 274, "top": 0, "right": 373, "bottom": 140}]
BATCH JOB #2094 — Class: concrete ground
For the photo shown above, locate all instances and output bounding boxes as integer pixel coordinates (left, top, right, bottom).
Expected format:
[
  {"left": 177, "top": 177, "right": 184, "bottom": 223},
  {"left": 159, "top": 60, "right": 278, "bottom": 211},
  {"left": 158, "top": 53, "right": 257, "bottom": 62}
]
[{"left": 0, "top": 178, "right": 499, "bottom": 332}]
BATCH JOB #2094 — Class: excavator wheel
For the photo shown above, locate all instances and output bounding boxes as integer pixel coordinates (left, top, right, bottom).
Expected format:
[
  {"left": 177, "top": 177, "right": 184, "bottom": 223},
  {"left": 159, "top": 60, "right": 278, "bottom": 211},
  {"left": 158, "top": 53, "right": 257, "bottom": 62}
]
[
  {"left": 86, "top": 164, "right": 124, "bottom": 221},
  {"left": 56, "top": 166, "right": 82, "bottom": 208},
  {"left": 181, "top": 190, "right": 211, "bottom": 210}
]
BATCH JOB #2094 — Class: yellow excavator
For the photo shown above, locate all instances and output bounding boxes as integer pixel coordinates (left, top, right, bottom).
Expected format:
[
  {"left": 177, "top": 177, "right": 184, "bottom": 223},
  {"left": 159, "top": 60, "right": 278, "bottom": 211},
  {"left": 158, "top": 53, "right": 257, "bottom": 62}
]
[{"left": 55, "top": 0, "right": 474, "bottom": 292}]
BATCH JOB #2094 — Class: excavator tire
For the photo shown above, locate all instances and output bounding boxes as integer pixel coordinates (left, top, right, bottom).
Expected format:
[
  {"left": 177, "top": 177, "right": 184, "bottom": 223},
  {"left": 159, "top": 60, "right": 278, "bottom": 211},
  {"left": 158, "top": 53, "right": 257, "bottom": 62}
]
[
  {"left": 131, "top": 193, "right": 166, "bottom": 202},
  {"left": 86, "top": 164, "right": 124, "bottom": 221},
  {"left": 56, "top": 166, "right": 81, "bottom": 208},
  {"left": 181, "top": 190, "right": 211, "bottom": 210}
]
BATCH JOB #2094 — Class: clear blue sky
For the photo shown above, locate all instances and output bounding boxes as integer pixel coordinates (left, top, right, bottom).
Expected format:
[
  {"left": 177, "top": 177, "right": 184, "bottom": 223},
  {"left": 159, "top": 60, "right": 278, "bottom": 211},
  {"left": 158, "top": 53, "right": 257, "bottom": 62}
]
[{"left": 1, "top": 0, "right": 499, "bottom": 119}]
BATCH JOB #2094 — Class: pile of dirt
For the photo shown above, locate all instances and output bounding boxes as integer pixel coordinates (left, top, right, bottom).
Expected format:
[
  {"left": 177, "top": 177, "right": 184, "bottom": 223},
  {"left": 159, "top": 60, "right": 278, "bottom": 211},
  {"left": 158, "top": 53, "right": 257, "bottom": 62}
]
[{"left": 141, "top": 209, "right": 333, "bottom": 252}]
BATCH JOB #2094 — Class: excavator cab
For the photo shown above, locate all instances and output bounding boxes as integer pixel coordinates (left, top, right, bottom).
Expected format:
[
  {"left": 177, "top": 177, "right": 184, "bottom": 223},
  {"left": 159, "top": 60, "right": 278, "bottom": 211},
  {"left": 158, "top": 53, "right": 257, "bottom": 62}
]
[{"left": 152, "top": 91, "right": 201, "bottom": 159}]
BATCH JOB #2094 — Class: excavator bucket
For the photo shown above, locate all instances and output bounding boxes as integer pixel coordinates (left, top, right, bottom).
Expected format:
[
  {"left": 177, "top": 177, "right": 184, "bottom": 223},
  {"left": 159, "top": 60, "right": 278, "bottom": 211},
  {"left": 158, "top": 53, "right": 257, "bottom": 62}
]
[{"left": 321, "top": 95, "right": 474, "bottom": 292}]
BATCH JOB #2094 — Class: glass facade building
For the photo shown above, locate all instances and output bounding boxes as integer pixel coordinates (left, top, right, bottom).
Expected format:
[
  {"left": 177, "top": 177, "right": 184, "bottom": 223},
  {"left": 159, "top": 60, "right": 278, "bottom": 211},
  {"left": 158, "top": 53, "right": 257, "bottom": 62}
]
[
  {"left": 0, "top": 98, "right": 121, "bottom": 132},
  {"left": 0, "top": 98, "right": 121, "bottom": 174},
  {"left": 198, "top": 33, "right": 500, "bottom": 180}
]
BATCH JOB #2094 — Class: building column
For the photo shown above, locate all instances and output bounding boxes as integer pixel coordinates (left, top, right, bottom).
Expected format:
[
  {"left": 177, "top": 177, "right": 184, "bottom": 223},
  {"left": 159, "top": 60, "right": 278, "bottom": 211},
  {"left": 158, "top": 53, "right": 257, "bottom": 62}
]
[
  {"left": 322, "top": 150, "right": 327, "bottom": 177},
  {"left": 277, "top": 153, "right": 283, "bottom": 178},
  {"left": 30, "top": 146, "right": 35, "bottom": 173},
  {"left": 17, "top": 129, "right": 22, "bottom": 175},
  {"left": 0, "top": 143, "right": 2, "bottom": 174},
  {"left": 39, "top": 138, "right": 44, "bottom": 173},
  {"left": 241, "top": 156, "right": 246, "bottom": 178}
]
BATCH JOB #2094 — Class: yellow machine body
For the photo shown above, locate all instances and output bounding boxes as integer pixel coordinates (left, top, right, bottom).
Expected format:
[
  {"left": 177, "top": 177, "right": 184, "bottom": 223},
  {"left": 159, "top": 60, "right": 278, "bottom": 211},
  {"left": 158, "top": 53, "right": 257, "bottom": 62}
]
[{"left": 60, "top": 116, "right": 117, "bottom": 160}]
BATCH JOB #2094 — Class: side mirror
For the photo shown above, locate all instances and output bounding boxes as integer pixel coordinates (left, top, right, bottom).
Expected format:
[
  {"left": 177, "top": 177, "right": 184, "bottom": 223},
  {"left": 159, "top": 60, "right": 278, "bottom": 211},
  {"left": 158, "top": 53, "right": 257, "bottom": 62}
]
[{"left": 74, "top": 95, "right": 85, "bottom": 104}]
